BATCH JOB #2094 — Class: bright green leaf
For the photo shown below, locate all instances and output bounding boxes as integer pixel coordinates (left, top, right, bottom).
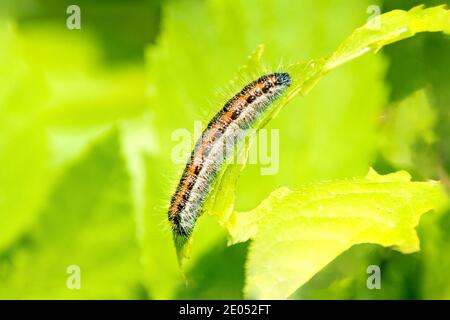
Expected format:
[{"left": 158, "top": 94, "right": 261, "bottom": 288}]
[
  {"left": 0, "top": 21, "right": 147, "bottom": 253},
  {"left": 0, "top": 131, "right": 143, "bottom": 299},
  {"left": 226, "top": 169, "right": 447, "bottom": 299}
]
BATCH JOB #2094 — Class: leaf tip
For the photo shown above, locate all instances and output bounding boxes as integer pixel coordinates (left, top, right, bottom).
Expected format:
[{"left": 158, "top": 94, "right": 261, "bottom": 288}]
[{"left": 365, "top": 167, "right": 412, "bottom": 182}]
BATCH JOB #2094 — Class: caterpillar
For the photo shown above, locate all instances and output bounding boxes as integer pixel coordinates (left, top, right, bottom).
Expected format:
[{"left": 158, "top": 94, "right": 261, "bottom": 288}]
[{"left": 168, "top": 72, "right": 291, "bottom": 239}]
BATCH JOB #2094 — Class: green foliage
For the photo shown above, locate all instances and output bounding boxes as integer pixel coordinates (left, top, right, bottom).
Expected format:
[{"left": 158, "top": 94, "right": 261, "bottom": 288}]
[
  {"left": 195, "top": 4, "right": 449, "bottom": 298},
  {"left": 228, "top": 169, "right": 447, "bottom": 299},
  {"left": 378, "top": 89, "right": 436, "bottom": 171},
  {"left": 0, "top": 22, "right": 146, "bottom": 253},
  {"left": 0, "top": 0, "right": 449, "bottom": 300},
  {"left": 0, "top": 132, "right": 143, "bottom": 299}
]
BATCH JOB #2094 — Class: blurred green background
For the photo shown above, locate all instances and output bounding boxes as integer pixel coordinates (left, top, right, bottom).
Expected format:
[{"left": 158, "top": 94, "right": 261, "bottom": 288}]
[{"left": 0, "top": 0, "right": 449, "bottom": 299}]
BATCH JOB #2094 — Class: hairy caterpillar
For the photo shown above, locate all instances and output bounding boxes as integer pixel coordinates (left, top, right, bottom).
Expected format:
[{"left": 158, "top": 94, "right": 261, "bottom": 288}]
[{"left": 168, "top": 72, "right": 291, "bottom": 239}]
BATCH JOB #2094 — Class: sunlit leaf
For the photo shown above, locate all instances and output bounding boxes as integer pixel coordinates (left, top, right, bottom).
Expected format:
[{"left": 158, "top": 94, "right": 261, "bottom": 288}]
[
  {"left": 144, "top": 2, "right": 449, "bottom": 299},
  {"left": 227, "top": 169, "right": 447, "bottom": 299}
]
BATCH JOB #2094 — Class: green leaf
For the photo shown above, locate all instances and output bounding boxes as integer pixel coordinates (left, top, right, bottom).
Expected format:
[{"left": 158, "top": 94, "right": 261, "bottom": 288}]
[
  {"left": 0, "top": 131, "right": 143, "bottom": 299},
  {"left": 191, "top": 4, "right": 450, "bottom": 224},
  {"left": 378, "top": 89, "right": 437, "bottom": 170},
  {"left": 267, "top": 5, "right": 450, "bottom": 124},
  {"left": 144, "top": 2, "right": 449, "bottom": 299},
  {"left": 323, "top": 5, "right": 450, "bottom": 72},
  {"left": 419, "top": 208, "right": 450, "bottom": 299},
  {"left": 226, "top": 169, "right": 447, "bottom": 299},
  {"left": 146, "top": 0, "right": 386, "bottom": 214}
]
